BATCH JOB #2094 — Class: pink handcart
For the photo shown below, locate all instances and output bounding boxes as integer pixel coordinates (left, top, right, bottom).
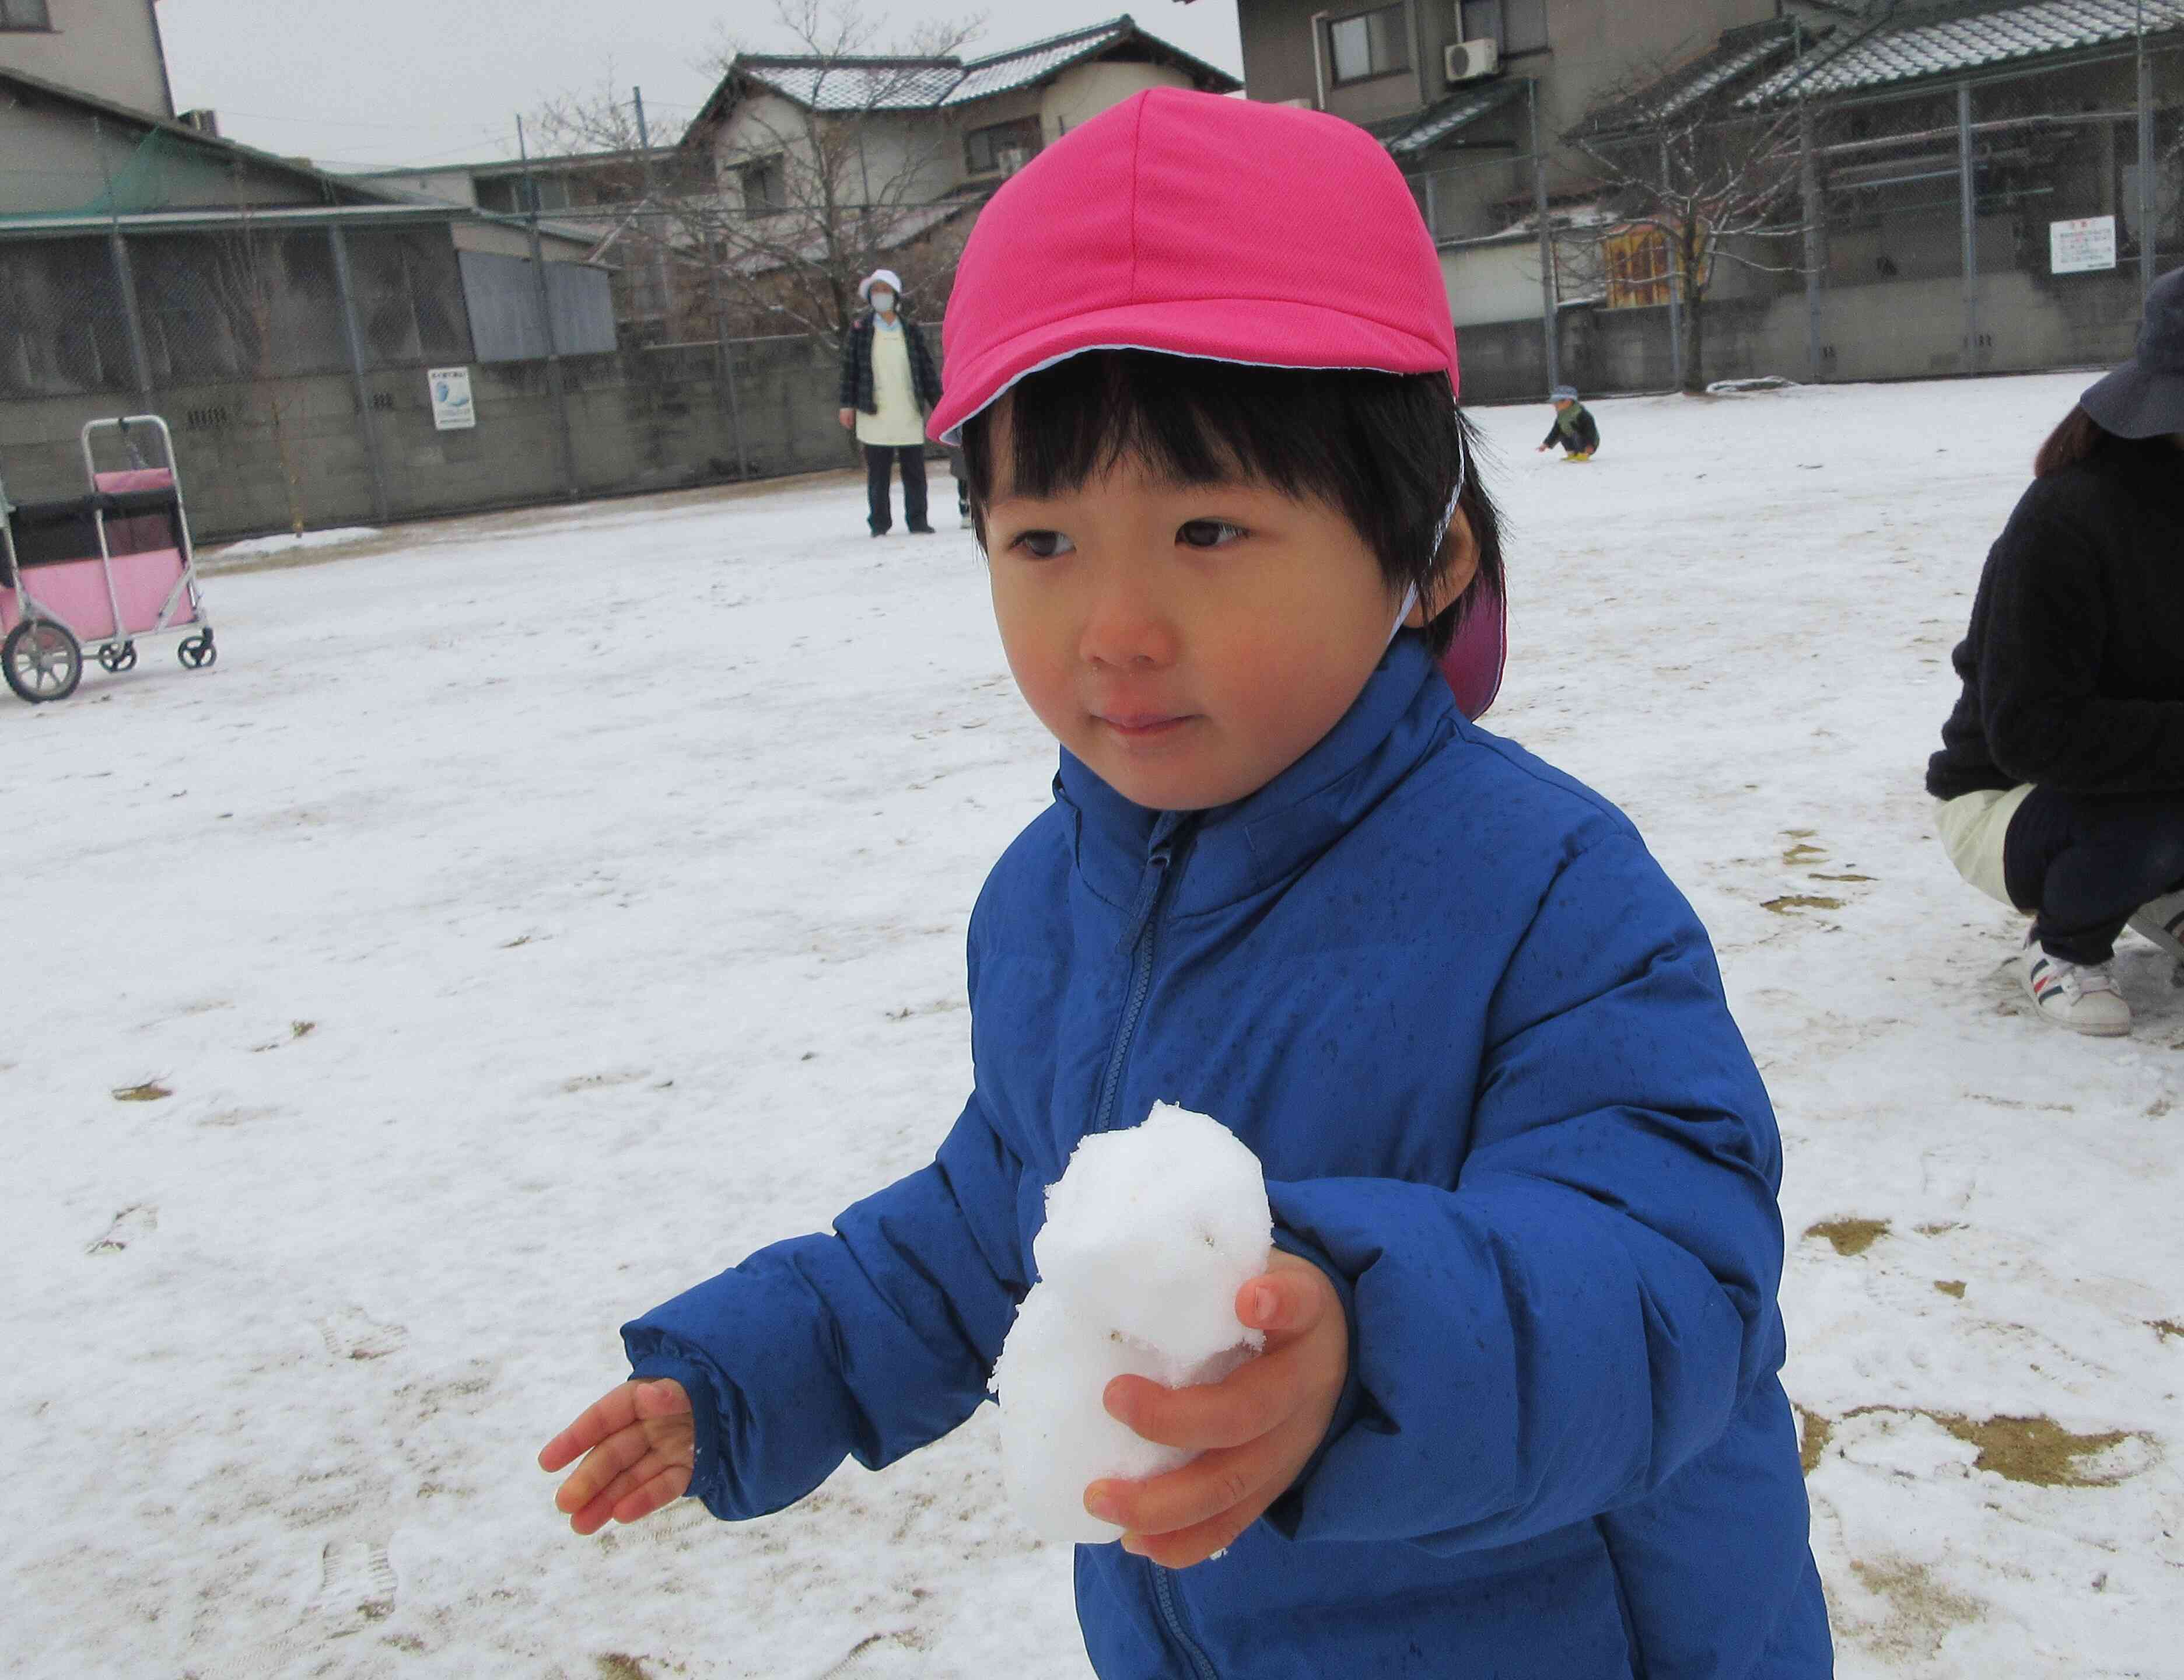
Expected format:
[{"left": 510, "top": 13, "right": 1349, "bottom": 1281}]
[{"left": 1, "top": 415, "right": 215, "bottom": 704}]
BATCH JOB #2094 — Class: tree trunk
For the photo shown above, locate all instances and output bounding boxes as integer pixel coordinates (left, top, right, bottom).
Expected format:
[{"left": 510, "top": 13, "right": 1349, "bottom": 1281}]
[{"left": 1682, "top": 284, "right": 1706, "bottom": 394}]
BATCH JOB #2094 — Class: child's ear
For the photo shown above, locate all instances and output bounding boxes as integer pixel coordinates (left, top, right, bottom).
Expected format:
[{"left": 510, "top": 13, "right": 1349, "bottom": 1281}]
[{"left": 1405, "top": 511, "right": 1481, "bottom": 628}]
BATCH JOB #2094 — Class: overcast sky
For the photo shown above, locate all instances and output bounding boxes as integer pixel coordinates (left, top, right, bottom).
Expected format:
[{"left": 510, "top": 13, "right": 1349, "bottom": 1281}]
[{"left": 155, "top": 1, "right": 1244, "bottom": 173}]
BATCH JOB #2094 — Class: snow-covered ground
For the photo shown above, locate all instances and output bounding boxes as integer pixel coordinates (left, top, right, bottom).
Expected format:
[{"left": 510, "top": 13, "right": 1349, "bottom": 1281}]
[{"left": 6, "top": 373, "right": 2180, "bottom": 1678}]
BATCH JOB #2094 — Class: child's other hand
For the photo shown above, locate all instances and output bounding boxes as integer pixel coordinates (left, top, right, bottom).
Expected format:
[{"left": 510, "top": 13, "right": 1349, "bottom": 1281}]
[
  {"left": 1086, "top": 1251, "right": 1348, "bottom": 1568},
  {"left": 538, "top": 1377, "right": 695, "bottom": 1535}
]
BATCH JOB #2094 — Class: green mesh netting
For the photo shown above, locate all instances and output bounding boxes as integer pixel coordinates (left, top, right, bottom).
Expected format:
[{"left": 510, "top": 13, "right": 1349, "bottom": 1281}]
[{"left": 13, "top": 128, "right": 260, "bottom": 220}]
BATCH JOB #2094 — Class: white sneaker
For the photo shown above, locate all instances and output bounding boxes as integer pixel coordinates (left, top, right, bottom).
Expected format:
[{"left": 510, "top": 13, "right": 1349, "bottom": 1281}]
[
  {"left": 959, "top": 509, "right": 975, "bottom": 530},
  {"left": 2020, "top": 932, "right": 2132, "bottom": 1036},
  {"left": 2127, "top": 889, "right": 2184, "bottom": 963}
]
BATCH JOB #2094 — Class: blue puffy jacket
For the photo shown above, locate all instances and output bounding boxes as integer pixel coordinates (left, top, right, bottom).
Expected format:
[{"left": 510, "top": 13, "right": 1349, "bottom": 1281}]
[{"left": 625, "top": 635, "right": 1832, "bottom": 1678}]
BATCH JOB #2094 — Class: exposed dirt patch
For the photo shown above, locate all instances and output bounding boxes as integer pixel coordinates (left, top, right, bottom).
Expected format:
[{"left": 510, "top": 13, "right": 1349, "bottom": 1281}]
[
  {"left": 2152, "top": 1318, "right": 2184, "bottom": 1342},
  {"left": 1764, "top": 895, "right": 1845, "bottom": 914},
  {"left": 1847, "top": 1556, "right": 1984, "bottom": 1661},
  {"left": 1797, "top": 1406, "right": 1834, "bottom": 1475},
  {"left": 1926, "top": 1413, "right": 2133, "bottom": 1486},
  {"left": 1783, "top": 842, "right": 1829, "bottom": 866},
  {"left": 111, "top": 1080, "right": 172, "bottom": 1102},
  {"left": 1811, "top": 872, "right": 1875, "bottom": 883},
  {"left": 1933, "top": 1280, "right": 1966, "bottom": 1298},
  {"left": 1807, "top": 1217, "right": 1890, "bottom": 1256},
  {"left": 596, "top": 1657, "right": 650, "bottom": 1680}
]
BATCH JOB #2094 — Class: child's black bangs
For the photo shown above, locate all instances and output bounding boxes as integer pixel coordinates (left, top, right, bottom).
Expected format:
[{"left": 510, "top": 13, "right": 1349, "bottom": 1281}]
[
  {"left": 963, "top": 350, "right": 1504, "bottom": 657},
  {"left": 971, "top": 353, "right": 1413, "bottom": 510}
]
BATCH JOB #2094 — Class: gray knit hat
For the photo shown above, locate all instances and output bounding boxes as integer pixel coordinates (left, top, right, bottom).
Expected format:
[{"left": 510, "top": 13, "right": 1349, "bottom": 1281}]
[
  {"left": 2080, "top": 267, "right": 2184, "bottom": 439},
  {"left": 1550, "top": 384, "right": 1578, "bottom": 402}
]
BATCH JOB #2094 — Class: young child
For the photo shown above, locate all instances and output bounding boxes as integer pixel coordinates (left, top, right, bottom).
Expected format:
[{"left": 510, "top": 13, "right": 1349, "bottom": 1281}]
[
  {"left": 1539, "top": 383, "right": 1602, "bottom": 460},
  {"left": 541, "top": 90, "right": 1829, "bottom": 1678}
]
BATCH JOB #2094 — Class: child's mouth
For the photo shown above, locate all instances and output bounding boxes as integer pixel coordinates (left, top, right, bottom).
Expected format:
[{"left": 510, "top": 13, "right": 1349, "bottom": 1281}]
[{"left": 1098, "top": 712, "right": 1193, "bottom": 741}]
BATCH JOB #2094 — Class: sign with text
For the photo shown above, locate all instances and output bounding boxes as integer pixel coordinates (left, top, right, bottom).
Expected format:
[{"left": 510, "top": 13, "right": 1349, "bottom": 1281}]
[
  {"left": 429, "top": 366, "right": 476, "bottom": 430},
  {"left": 2050, "top": 215, "right": 2117, "bottom": 276}
]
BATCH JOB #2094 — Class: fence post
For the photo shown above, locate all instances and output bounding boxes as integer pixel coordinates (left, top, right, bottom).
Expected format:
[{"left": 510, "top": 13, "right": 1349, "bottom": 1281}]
[
  {"left": 2138, "top": 40, "right": 2158, "bottom": 305},
  {"left": 519, "top": 114, "right": 580, "bottom": 499},
  {"left": 104, "top": 230, "right": 155, "bottom": 408},
  {"left": 705, "top": 257, "right": 750, "bottom": 478},
  {"left": 326, "top": 225, "right": 392, "bottom": 524},
  {"left": 1800, "top": 100, "right": 1824, "bottom": 383},
  {"left": 1958, "top": 80, "right": 1980, "bottom": 373},
  {"left": 1528, "top": 79, "right": 1561, "bottom": 393}
]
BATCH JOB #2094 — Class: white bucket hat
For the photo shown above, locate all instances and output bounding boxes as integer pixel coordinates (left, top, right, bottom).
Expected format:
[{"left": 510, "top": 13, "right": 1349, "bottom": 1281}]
[{"left": 859, "top": 268, "right": 904, "bottom": 303}]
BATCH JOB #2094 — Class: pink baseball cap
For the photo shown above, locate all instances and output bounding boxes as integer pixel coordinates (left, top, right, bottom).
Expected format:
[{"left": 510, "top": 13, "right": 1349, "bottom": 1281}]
[
  {"left": 932, "top": 87, "right": 1504, "bottom": 720},
  {"left": 929, "top": 88, "right": 1458, "bottom": 442}
]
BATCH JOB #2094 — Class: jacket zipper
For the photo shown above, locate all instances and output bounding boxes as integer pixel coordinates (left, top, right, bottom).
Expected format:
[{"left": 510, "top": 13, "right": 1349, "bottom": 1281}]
[
  {"left": 1087, "top": 831, "right": 1219, "bottom": 1678},
  {"left": 1090, "top": 839, "right": 1177, "bottom": 1134},
  {"left": 1152, "top": 1560, "right": 1220, "bottom": 1680}
]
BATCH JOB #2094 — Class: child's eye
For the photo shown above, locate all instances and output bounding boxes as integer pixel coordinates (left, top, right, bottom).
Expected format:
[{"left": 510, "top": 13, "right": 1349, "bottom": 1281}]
[
  {"left": 1178, "top": 520, "right": 1245, "bottom": 550},
  {"left": 1010, "top": 530, "right": 1076, "bottom": 559}
]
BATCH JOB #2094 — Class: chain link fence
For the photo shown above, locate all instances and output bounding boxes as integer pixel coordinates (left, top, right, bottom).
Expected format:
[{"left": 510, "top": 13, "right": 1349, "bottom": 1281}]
[
  {"left": 0, "top": 216, "right": 906, "bottom": 541},
  {"left": 1422, "top": 41, "right": 2181, "bottom": 403}
]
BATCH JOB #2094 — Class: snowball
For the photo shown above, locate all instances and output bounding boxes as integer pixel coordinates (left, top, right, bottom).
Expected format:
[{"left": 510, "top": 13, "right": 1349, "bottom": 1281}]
[{"left": 992, "top": 1102, "right": 1273, "bottom": 1544}]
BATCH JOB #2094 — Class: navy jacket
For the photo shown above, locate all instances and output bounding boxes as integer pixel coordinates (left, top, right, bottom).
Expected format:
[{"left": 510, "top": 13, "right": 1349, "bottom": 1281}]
[
  {"left": 1927, "top": 440, "right": 2184, "bottom": 799},
  {"left": 1544, "top": 401, "right": 1602, "bottom": 455},
  {"left": 626, "top": 635, "right": 1831, "bottom": 1678}
]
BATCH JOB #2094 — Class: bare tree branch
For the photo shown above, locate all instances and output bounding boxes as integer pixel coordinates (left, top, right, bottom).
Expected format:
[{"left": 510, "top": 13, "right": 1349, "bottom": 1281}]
[
  {"left": 533, "top": 0, "right": 986, "bottom": 346},
  {"left": 1569, "top": 39, "right": 1815, "bottom": 390}
]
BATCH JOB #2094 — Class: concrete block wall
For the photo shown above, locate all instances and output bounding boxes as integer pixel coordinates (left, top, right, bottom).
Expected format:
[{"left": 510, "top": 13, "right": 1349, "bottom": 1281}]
[{"left": 1, "top": 332, "right": 887, "bottom": 541}]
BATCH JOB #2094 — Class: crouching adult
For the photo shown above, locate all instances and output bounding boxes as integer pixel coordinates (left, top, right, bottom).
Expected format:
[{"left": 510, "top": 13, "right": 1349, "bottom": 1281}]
[
  {"left": 837, "top": 268, "right": 942, "bottom": 537},
  {"left": 1927, "top": 267, "right": 2184, "bottom": 1035}
]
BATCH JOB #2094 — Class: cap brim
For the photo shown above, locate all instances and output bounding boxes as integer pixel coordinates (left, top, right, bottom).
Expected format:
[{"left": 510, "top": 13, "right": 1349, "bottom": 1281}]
[
  {"left": 2080, "top": 359, "right": 2184, "bottom": 439},
  {"left": 927, "top": 298, "right": 1455, "bottom": 442}
]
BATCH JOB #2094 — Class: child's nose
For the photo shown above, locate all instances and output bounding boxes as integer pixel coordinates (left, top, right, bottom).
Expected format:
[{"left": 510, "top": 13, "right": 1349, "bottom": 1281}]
[{"left": 1078, "top": 582, "right": 1179, "bottom": 670}]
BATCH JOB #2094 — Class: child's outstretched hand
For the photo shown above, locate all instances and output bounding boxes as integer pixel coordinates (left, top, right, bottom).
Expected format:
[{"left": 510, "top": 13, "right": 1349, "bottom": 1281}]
[
  {"left": 1086, "top": 1251, "right": 1348, "bottom": 1568},
  {"left": 538, "top": 1377, "right": 695, "bottom": 1535}
]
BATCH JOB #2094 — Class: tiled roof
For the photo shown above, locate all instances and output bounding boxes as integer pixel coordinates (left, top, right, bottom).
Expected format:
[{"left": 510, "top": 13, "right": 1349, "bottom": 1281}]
[
  {"left": 1744, "top": 0, "right": 2184, "bottom": 102},
  {"left": 1579, "top": 20, "right": 1812, "bottom": 136},
  {"left": 1375, "top": 78, "right": 1527, "bottom": 157},
  {"left": 729, "top": 16, "right": 1239, "bottom": 117},
  {"left": 737, "top": 60, "right": 963, "bottom": 113}
]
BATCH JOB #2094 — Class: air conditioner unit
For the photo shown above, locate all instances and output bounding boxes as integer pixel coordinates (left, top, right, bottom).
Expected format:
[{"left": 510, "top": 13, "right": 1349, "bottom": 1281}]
[{"left": 1445, "top": 38, "right": 1499, "bottom": 83}]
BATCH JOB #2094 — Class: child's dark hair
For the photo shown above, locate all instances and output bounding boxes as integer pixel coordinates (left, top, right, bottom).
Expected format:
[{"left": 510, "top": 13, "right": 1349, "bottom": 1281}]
[{"left": 961, "top": 351, "right": 1504, "bottom": 657}]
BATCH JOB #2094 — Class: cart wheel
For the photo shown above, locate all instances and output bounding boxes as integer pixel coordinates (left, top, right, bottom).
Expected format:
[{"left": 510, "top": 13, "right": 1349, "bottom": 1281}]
[
  {"left": 97, "top": 641, "right": 138, "bottom": 674},
  {"left": 178, "top": 632, "right": 216, "bottom": 670},
  {"left": 4, "top": 619, "right": 83, "bottom": 703}
]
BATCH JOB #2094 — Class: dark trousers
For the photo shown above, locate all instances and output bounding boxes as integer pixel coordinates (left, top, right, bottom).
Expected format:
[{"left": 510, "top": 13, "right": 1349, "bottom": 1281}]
[
  {"left": 2004, "top": 787, "right": 2184, "bottom": 964},
  {"left": 864, "top": 443, "right": 928, "bottom": 534}
]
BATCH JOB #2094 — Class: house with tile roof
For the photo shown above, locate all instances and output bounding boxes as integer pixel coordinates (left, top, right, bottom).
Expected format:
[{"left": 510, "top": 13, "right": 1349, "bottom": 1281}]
[
  {"left": 687, "top": 15, "right": 1239, "bottom": 209},
  {"left": 1216, "top": 0, "right": 2178, "bottom": 396},
  {"left": 628, "top": 16, "right": 1238, "bottom": 342}
]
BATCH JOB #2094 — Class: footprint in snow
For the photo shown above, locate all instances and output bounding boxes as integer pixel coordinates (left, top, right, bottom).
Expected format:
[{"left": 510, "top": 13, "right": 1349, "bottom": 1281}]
[
  {"left": 303, "top": 1538, "right": 397, "bottom": 1636},
  {"left": 315, "top": 1307, "right": 409, "bottom": 1362},
  {"left": 86, "top": 1203, "right": 157, "bottom": 1254}
]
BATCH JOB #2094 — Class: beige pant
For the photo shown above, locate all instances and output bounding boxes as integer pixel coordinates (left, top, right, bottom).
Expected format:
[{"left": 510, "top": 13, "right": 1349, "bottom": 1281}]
[{"left": 1934, "top": 784, "right": 2035, "bottom": 908}]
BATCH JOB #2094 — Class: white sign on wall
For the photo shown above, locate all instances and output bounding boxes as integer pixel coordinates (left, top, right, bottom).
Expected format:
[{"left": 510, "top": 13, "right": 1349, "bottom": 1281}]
[
  {"left": 429, "top": 366, "right": 476, "bottom": 430},
  {"left": 2050, "top": 216, "right": 2118, "bottom": 276}
]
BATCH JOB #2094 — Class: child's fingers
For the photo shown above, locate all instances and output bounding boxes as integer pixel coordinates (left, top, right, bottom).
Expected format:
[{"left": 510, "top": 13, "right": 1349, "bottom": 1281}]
[
  {"left": 1121, "top": 1503, "right": 1260, "bottom": 1569},
  {"left": 537, "top": 1382, "right": 641, "bottom": 1471},
  {"left": 1086, "top": 1440, "right": 1284, "bottom": 1541},
  {"left": 610, "top": 1463, "right": 692, "bottom": 1526},
  {"left": 1234, "top": 1264, "right": 1332, "bottom": 1338},
  {"left": 552, "top": 1428, "right": 652, "bottom": 1515},
  {"left": 1102, "top": 1346, "right": 1296, "bottom": 1451},
  {"left": 629, "top": 1377, "right": 691, "bottom": 1421}
]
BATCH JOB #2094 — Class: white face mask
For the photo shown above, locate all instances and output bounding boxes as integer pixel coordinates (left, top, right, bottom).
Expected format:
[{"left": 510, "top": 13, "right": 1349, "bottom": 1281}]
[{"left": 870, "top": 289, "right": 896, "bottom": 314}]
